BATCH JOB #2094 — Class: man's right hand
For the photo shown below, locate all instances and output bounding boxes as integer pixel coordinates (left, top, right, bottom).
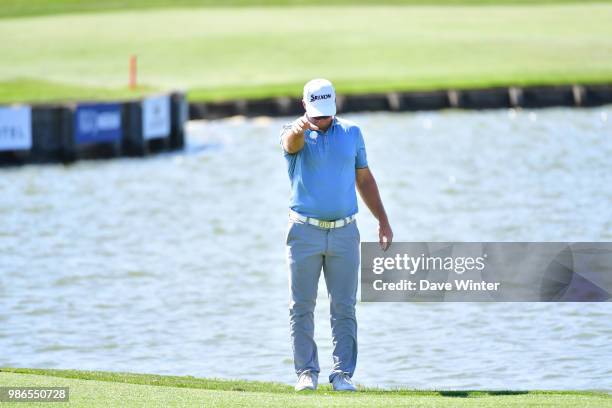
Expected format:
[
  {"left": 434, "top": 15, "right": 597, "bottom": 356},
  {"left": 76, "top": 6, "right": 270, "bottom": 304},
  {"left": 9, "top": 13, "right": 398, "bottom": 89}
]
[
  {"left": 291, "top": 114, "right": 319, "bottom": 135},
  {"left": 283, "top": 115, "right": 319, "bottom": 154}
]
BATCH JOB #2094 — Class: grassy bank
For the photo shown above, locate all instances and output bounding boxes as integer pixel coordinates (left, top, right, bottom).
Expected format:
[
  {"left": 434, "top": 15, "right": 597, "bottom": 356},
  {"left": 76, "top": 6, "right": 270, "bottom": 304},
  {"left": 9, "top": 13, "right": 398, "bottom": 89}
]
[
  {"left": 3, "top": 0, "right": 612, "bottom": 19},
  {"left": 1, "top": 3, "right": 612, "bottom": 104},
  {"left": 1, "top": 368, "right": 610, "bottom": 407},
  {"left": 0, "top": 79, "right": 154, "bottom": 104}
]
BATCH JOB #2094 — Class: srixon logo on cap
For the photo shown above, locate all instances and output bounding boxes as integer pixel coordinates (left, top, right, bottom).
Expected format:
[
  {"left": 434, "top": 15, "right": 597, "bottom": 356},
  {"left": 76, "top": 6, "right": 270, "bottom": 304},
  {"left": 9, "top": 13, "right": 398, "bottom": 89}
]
[{"left": 310, "top": 94, "right": 332, "bottom": 103}]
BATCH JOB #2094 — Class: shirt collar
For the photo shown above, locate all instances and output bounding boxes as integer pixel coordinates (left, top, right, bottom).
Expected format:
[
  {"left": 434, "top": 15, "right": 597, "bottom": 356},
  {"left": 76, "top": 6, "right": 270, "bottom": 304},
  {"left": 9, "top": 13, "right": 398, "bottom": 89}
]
[{"left": 320, "top": 117, "right": 338, "bottom": 134}]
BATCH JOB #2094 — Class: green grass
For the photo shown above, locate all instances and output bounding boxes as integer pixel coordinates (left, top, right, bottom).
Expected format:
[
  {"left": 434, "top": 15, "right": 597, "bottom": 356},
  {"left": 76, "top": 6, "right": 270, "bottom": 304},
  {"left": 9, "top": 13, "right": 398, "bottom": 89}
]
[
  {"left": 3, "top": 0, "right": 612, "bottom": 19},
  {"left": 1, "top": 3, "right": 612, "bottom": 103},
  {"left": 0, "top": 79, "right": 154, "bottom": 104},
  {"left": 1, "top": 368, "right": 610, "bottom": 407}
]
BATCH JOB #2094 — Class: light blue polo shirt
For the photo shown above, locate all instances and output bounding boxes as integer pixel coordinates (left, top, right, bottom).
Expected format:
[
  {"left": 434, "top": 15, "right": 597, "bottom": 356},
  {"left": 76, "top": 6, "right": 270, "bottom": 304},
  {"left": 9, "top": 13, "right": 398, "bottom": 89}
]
[{"left": 280, "top": 117, "right": 368, "bottom": 220}]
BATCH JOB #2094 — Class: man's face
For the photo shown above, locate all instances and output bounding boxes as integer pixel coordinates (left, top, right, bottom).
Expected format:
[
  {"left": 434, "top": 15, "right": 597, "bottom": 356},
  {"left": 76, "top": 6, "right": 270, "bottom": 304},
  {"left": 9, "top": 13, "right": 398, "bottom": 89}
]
[
  {"left": 309, "top": 115, "right": 333, "bottom": 130},
  {"left": 302, "top": 99, "right": 334, "bottom": 130}
]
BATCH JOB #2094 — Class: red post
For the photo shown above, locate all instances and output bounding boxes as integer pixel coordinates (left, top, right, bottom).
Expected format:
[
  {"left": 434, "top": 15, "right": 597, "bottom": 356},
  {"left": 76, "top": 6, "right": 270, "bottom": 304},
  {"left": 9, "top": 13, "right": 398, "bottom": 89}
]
[{"left": 129, "top": 55, "right": 137, "bottom": 89}]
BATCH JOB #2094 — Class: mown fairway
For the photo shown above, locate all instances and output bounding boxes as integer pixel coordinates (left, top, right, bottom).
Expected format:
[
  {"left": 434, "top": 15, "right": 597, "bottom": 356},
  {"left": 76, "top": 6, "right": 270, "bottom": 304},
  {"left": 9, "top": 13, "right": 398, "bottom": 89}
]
[
  {"left": 1, "top": 2, "right": 611, "bottom": 102},
  {"left": 1, "top": 369, "right": 611, "bottom": 408}
]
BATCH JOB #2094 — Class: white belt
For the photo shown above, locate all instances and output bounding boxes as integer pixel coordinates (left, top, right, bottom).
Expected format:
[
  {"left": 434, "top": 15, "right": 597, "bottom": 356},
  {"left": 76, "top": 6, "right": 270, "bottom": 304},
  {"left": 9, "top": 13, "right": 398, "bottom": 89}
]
[{"left": 289, "top": 209, "right": 356, "bottom": 229}]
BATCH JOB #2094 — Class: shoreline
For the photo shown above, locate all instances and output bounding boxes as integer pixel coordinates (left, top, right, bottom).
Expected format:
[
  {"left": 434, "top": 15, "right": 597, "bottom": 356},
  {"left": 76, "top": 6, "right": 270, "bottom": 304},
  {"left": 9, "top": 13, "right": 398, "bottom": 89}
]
[
  {"left": 1, "top": 368, "right": 609, "bottom": 407},
  {"left": 189, "top": 83, "right": 612, "bottom": 119},
  {"left": 1, "top": 83, "right": 609, "bottom": 166},
  {"left": 2, "top": 368, "right": 609, "bottom": 395}
]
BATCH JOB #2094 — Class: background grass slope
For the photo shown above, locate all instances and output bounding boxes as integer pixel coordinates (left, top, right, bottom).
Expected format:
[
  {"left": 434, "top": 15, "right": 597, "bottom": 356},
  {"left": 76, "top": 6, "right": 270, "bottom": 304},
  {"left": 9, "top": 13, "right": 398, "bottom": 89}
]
[{"left": 1, "top": 2, "right": 611, "bottom": 103}]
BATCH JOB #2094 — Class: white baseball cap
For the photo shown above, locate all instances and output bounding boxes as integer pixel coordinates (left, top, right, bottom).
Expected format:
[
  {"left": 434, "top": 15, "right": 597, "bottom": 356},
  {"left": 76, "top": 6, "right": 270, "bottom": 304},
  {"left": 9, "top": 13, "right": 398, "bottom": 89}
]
[{"left": 303, "top": 78, "right": 336, "bottom": 117}]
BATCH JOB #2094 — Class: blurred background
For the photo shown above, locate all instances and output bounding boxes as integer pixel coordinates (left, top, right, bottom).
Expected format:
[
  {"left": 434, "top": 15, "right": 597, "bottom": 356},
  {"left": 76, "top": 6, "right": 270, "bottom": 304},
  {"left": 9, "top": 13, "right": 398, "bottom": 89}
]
[{"left": 1, "top": 0, "right": 611, "bottom": 391}]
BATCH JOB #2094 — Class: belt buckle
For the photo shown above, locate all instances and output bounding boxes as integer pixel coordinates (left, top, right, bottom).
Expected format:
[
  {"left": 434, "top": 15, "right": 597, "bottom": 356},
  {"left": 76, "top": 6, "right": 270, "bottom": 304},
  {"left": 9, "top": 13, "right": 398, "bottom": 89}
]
[{"left": 318, "top": 220, "right": 332, "bottom": 229}]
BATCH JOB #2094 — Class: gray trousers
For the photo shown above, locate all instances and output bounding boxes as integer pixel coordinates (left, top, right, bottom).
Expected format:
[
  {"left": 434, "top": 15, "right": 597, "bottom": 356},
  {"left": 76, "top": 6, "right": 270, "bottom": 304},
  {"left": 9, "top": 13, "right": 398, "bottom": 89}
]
[{"left": 285, "top": 218, "right": 360, "bottom": 383}]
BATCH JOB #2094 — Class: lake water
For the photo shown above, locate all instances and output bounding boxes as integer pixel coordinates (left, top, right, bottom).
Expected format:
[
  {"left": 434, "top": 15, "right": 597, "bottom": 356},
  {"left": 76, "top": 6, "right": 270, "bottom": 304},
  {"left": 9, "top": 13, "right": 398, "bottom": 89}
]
[{"left": 1, "top": 107, "right": 611, "bottom": 390}]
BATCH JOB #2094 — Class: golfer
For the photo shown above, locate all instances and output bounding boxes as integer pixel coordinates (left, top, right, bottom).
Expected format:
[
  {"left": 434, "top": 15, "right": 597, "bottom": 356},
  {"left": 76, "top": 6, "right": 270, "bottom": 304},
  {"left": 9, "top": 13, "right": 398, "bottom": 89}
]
[{"left": 280, "top": 78, "right": 393, "bottom": 391}]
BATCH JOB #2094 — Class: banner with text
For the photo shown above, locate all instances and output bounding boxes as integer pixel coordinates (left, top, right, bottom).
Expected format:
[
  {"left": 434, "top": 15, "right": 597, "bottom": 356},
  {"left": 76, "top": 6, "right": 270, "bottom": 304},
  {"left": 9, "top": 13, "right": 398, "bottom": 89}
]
[
  {"left": 0, "top": 106, "right": 32, "bottom": 151},
  {"left": 74, "top": 103, "right": 122, "bottom": 145},
  {"left": 142, "top": 95, "right": 170, "bottom": 140},
  {"left": 361, "top": 242, "right": 612, "bottom": 302}
]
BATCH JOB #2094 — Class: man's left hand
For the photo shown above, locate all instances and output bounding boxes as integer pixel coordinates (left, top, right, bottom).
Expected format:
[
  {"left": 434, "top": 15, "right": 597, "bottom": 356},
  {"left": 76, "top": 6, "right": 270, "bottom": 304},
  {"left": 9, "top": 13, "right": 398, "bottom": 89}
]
[{"left": 379, "top": 222, "right": 393, "bottom": 251}]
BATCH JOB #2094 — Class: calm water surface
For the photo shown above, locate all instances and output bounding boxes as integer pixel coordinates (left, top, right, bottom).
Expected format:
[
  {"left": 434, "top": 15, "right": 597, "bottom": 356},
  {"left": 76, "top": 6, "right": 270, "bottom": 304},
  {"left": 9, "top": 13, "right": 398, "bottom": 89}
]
[{"left": 1, "top": 107, "right": 611, "bottom": 390}]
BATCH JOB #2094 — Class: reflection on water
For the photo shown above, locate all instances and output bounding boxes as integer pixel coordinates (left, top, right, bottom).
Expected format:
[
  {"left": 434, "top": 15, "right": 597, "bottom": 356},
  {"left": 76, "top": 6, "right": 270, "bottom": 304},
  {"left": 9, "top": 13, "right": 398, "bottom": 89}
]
[{"left": 0, "top": 107, "right": 611, "bottom": 390}]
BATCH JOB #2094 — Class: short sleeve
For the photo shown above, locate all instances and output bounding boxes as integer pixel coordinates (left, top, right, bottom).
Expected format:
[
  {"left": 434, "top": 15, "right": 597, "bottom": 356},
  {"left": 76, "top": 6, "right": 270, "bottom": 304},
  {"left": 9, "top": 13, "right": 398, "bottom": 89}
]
[
  {"left": 355, "top": 127, "right": 368, "bottom": 169},
  {"left": 279, "top": 121, "right": 295, "bottom": 154}
]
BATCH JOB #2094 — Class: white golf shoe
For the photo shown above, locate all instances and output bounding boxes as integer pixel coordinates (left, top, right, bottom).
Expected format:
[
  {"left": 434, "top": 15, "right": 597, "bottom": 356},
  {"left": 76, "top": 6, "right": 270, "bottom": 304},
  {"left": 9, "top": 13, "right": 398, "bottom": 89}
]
[
  {"left": 295, "top": 371, "right": 318, "bottom": 391},
  {"left": 331, "top": 373, "right": 356, "bottom": 392}
]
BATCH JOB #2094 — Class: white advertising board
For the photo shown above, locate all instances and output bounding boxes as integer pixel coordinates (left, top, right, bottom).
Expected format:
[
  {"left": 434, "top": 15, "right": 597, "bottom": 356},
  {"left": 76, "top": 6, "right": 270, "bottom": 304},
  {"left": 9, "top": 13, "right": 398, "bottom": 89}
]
[
  {"left": 0, "top": 106, "right": 32, "bottom": 151},
  {"left": 142, "top": 95, "right": 171, "bottom": 140}
]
